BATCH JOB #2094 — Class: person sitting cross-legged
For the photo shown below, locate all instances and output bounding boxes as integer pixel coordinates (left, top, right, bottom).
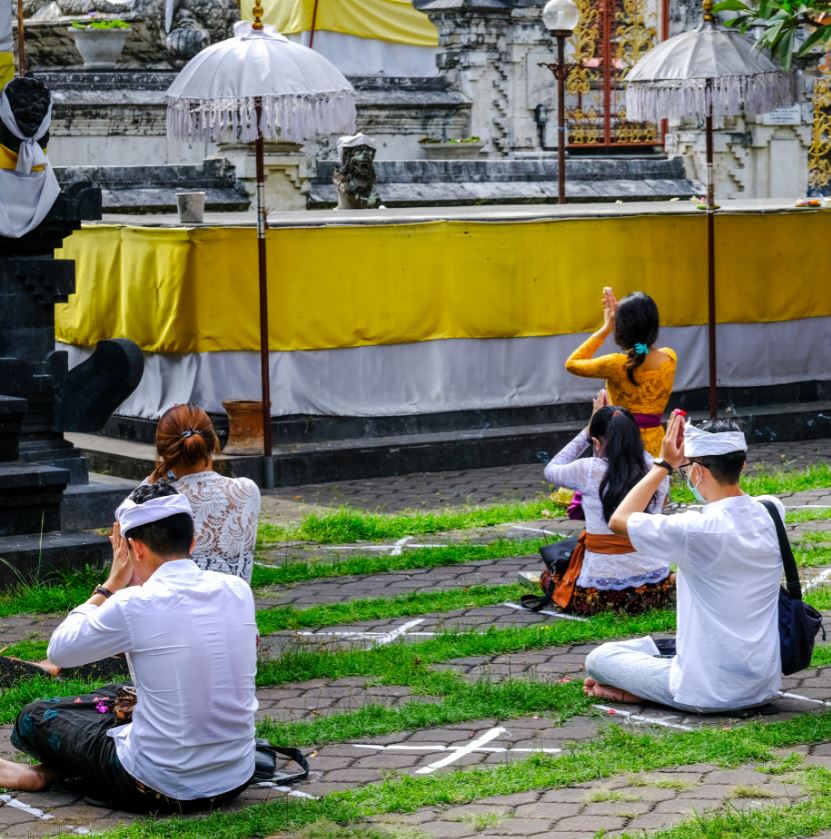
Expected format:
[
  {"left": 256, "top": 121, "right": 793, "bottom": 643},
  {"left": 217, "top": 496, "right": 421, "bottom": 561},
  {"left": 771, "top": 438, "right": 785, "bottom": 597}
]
[
  {"left": 583, "top": 412, "right": 783, "bottom": 713},
  {"left": 0, "top": 483, "right": 258, "bottom": 813}
]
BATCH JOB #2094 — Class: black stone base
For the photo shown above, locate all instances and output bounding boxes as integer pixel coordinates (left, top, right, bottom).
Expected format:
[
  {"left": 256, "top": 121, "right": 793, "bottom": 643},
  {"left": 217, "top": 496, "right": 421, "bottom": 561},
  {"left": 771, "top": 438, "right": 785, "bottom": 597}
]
[
  {"left": 0, "top": 530, "right": 109, "bottom": 586},
  {"left": 61, "top": 479, "right": 139, "bottom": 530},
  {"left": 75, "top": 397, "right": 831, "bottom": 489}
]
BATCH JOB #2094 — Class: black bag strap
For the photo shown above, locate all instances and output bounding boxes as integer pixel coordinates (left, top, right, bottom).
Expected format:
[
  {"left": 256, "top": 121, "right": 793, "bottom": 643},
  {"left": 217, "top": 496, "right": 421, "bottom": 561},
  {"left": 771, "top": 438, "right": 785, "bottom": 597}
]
[
  {"left": 253, "top": 741, "right": 310, "bottom": 785},
  {"left": 520, "top": 575, "right": 556, "bottom": 612},
  {"left": 760, "top": 499, "right": 802, "bottom": 600}
]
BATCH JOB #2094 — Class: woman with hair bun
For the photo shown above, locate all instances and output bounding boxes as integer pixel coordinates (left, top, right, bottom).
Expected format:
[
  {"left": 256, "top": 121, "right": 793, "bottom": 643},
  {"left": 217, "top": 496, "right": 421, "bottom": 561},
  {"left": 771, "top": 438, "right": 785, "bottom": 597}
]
[
  {"left": 542, "top": 393, "right": 672, "bottom": 615},
  {"left": 149, "top": 404, "right": 260, "bottom": 582},
  {"left": 565, "top": 288, "right": 676, "bottom": 458}
]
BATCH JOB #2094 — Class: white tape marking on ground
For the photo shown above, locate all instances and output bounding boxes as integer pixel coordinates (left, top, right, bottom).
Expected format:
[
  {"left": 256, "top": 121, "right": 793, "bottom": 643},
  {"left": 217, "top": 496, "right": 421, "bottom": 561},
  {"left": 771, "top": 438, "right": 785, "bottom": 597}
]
[
  {"left": 389, "top": 536, "right": 413, "bottom": 556},
  {"left": 296, "top": 619, "right": 431, "bottom": 646},
  {"left": 592, "top": 704, "right": 695, "bottom": 731},
  {"left": 803, "top": 568, "right": 831, "bottom": 594},
  {"left": 784, "top": 505, "right": 831, "bottom": 509},
  {"left": 254, "top": 782, "right": 318, "bottom": 799},
  {"left": 349, "top": 743, "right": 561, "bottom": 754},
  {"left": 509, "top": 526, "right": 567, "bottom": 536},
  {"left": 502, "top": 601, "right": 589, "bottom": 622},
  {"left": 414, "top": 726, "right": 508, "bottom": 775},
  {"left": 0, "top": 794, "right": 54, "bottom": 820},
  {"left": 323, "top": 540, "right": 447, "bottom": 554},
  {"left": 376, "top": 618, "right": 427, "bottom": 645},
  {"left": 778, "top": 691, "right": 831, "bottom": 707}
]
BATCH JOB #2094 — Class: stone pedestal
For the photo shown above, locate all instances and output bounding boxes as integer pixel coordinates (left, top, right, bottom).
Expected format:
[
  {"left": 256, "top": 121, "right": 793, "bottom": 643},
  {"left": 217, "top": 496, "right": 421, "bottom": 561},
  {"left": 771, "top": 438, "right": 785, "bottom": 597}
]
[{"left": 0, "top": 395, "right": 107, "bottom": 584}]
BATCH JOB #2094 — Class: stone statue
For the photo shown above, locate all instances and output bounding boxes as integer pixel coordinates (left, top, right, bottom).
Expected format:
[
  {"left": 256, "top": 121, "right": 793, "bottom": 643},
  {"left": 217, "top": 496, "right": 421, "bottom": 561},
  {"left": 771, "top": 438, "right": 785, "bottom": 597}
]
[
  {"left": 0, "top": 77, "right": 50, "bottom": 154},
  {"left": 333, "top": 133, "right": 382, "bottom": 210}
]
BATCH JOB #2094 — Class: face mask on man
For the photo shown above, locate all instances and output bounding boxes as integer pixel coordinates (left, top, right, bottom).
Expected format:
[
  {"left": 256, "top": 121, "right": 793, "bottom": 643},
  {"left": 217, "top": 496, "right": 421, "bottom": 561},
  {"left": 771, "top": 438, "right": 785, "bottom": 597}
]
[{"left": 686, "top": 464, "right": 707, "bottom": 503}]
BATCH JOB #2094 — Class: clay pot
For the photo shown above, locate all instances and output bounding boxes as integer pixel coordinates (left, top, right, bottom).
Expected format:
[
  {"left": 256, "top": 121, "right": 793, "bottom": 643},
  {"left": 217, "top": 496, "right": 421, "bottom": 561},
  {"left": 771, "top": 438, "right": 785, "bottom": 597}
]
[{"left": 222, "top": 400, "right": 265, "bottom": 455}]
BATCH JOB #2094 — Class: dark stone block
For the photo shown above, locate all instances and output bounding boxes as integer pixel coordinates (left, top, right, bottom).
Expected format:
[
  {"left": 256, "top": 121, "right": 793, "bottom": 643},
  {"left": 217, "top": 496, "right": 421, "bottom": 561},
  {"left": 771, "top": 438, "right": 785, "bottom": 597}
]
[
  {"left": 56, "top": 339, "right": 145, "bottom": 432},
  {"left": 62, "top": 479, "right": 137, "bottom": 530},
  {"left": 0, "top": 530, "right": 109, "bottom": 586}
]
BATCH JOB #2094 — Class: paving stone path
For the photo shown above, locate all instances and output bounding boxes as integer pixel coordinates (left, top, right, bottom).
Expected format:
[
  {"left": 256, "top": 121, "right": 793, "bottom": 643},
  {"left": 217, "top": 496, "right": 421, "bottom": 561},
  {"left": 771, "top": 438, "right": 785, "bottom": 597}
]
[{"left": 0, "top": 438, "right": 829, "bottom": 837}]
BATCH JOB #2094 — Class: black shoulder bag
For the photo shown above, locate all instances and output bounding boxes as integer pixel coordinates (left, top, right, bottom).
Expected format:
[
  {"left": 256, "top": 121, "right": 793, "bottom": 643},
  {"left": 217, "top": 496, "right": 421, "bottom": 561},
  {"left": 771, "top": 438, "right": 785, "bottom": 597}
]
[
  {"left": 760, "top": 500, "right": 826, "bottom": 676},
  {"left": 519, "top": 534, "right": 580, "bottom": 612}
]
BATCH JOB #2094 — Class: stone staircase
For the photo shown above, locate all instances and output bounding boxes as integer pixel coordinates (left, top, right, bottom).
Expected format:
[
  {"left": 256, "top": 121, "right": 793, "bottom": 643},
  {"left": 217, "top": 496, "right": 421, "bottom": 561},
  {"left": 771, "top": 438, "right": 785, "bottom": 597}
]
[
  {"left": 308, "top": 155, "right": 700, "bottom": 209},
  {"left": 77, "top": 381, "right": 831, "bottom": 487}
]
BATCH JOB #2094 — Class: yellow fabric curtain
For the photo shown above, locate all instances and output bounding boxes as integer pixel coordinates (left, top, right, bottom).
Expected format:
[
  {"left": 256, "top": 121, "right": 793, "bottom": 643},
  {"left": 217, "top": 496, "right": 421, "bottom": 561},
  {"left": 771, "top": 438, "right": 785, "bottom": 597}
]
[
  {"left": 55, "top": 211, "right": 831, "bottom": 354},
  {"left": 0, "top": 0, "right": 13, "bottom": 89},
  {"left": 240, "top": 0, "right": 438, "bottom": 47}
]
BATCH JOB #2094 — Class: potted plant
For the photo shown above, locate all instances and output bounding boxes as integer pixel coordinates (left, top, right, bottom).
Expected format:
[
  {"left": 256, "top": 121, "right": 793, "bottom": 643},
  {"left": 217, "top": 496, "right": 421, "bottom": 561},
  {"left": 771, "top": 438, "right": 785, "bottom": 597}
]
[
  {"left": 419, "top": 136, "right": 485, "bottom": 160},
  {"left": 69, "top": 14, "right": 131, "bottom": 69}
]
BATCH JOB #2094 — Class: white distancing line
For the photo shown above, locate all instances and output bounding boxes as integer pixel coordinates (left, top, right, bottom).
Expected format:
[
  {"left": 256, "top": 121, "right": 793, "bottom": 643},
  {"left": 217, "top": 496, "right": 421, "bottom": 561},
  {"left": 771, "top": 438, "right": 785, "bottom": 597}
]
[
  {"left": 415, "top": 726, "right": 508, "bottom": 775},
  {"left": 296, "top": 619, "right": 432, "bottom": 645},
  {"left": 502, "top": 601, "right": 589, "bottom": 622},
  {"left": 323, "top": 539, "right": 447, "bottom": 555},
  {"left": 803, "top": 568, "right": 831, "bottom": 593},
  {"left": 377, "top": 618, "right": 427, "bottom": 645},
  {"left": 350, "top": 743, "right": 562, "bottom": 754},
  {"left": 0, "top": 794, "right": 53, "bottom": 820},
  {"left": 254, "top": 782, "right": 318, "bottom": 799},
  {"left": 592, "top": 704, "right": 695, "bottom": 731},
  {"left": 778, "top": 691, "right": 831, "bottom": 707},
  {"left": 509, "top": 525, "right": 567, "bottom": 536}
]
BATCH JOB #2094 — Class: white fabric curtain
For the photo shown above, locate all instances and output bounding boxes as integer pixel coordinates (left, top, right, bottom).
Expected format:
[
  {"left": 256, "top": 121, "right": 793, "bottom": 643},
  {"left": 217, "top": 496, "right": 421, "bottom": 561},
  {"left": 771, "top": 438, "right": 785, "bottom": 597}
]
[{"left": 59, "top": 317, "right": 831, "bottom": 419}]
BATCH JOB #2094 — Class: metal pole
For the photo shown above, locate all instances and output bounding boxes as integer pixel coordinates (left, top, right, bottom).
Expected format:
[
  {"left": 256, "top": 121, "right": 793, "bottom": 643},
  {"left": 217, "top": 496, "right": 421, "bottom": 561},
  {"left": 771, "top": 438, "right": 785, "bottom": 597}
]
[
  {"left": 705, "top": 93, "right": 717, "bottom": 420},
  {"left": 254, "top": 97, "right": 275, "bottom": 488},
  {"left": 556, "top": 33, "right": 566, "bottom": 204},
  {"left": 16, "top": 0, "right": 25, "bottom": 76}
]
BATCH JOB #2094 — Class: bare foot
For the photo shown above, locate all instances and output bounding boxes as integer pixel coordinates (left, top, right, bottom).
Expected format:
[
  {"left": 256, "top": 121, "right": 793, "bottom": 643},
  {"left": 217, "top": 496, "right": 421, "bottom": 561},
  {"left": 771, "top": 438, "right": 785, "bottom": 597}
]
[
  {"left": 4, "top": 657, "right": 60, "bottom": 677},
  {"left": 0, "top": 758, "right": 61, "bottom": 791},
  {"left": 583, "top": 677, "right": 643, "bottom": 704},
  {"left": 34, "top": 660, "right": 61, "bottom": 677}
]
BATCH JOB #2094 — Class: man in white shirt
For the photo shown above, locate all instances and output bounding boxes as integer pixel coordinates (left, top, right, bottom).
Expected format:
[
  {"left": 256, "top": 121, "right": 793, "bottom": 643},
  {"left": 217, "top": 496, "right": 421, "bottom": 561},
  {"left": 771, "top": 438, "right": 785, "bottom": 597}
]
[
  {"left": 583, "top": 413, "right": 783, "bottom": 713},
  {"left": 0, "top": 483, "right": 258, "bottom": 812}
]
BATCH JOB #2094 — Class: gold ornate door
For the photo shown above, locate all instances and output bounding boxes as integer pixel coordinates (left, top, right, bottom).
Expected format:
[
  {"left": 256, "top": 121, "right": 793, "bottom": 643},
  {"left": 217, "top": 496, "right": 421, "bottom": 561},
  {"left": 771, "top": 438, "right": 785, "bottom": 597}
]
[
  {"left": 566, "top": 0, "right": 666, "bottom": 148},
  {"left": 809, "top": 54, "right": 831, "bottom": 195}
]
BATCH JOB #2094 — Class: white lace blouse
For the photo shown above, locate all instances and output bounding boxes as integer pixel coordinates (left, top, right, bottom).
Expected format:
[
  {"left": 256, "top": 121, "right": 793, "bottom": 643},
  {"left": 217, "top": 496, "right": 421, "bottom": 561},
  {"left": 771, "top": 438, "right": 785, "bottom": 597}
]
[
  {"left": 543, "top": 430, "right": 670, "bottom": 590},
  {"left": 172, "top": 471, "right": 261, "bottom": 583}
]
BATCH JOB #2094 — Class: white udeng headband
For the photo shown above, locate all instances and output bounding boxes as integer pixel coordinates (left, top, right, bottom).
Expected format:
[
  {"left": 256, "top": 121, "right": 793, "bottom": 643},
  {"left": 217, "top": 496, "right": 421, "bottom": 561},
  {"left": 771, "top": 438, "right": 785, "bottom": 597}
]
[
  {"left": 684, "top": 421, "right": 747, "bottom": 457},
  {"left": 115, "top": 493, "right": 193, "bottom": 534}
]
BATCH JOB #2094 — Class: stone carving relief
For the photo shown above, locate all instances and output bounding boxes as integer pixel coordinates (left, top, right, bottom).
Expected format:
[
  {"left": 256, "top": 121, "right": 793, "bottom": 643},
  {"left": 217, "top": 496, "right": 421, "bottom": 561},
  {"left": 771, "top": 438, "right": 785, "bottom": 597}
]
[{"left": 23, "top": 0, "right": 237, "bottom": 66}]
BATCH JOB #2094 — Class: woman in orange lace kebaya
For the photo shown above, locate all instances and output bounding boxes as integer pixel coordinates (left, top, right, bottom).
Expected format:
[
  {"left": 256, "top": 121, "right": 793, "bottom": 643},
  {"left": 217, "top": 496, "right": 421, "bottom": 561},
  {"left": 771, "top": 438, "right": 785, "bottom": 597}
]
[{"left": 566, "top": 289, "right": 677, "bottom": 457}]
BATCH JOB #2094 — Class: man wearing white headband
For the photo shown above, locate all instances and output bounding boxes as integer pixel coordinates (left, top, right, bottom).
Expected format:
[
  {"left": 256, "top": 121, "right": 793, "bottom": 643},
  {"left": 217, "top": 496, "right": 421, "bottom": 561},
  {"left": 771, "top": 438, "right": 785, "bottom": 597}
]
[
  {"left": 582, "top": 412, "right": 785, "bottom": 713},
  {"left": 0, "top": 483, "right": 258, "bottom": 813}
]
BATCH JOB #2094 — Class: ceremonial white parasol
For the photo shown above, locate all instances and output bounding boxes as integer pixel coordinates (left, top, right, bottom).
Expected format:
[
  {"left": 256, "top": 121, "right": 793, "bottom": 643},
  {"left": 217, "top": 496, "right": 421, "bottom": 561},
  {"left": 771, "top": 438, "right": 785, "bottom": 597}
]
[
  {"left": 166, "top": 1, "right": 356, "bottom": 485},
  {"left": 625, "top": 0, "right": 796, "bottom": 418}
]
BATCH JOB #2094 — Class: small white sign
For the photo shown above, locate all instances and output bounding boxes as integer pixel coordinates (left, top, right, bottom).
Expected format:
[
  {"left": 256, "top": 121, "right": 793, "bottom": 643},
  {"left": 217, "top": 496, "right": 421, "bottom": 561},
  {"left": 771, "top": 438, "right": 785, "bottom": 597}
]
[{"left": 760, "top": 105, "right": 803, "bottom": 126}]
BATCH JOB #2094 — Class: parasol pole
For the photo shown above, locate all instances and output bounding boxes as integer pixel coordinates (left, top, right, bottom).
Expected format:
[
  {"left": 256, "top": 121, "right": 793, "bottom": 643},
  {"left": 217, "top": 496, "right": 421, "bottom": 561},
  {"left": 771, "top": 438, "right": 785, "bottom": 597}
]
[
  {"left": 703, "top": 0, "right": 718, "bottom": 419},
  {"left": 308, "top": 0, "right": 320, "bottom": 49},
  {"left": 16, "top": 0, "right": 24, "bottom": 75},
  {"left": 251, "top": 0, "right": 275, "bottom": 488}
]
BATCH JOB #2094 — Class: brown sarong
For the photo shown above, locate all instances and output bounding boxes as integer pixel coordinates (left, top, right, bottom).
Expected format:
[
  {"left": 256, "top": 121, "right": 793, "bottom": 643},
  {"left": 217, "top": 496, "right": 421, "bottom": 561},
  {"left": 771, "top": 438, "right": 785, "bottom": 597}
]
[{"left": 552, "top": 532, "right": 635, "bottom": 608}]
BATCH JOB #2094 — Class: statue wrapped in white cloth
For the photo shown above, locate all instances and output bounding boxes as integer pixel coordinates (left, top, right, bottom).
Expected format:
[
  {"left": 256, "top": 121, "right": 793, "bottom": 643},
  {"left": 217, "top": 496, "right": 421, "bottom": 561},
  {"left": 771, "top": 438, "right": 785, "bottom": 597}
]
[{"left": 0, "top": 77, "right": 60, "bottom": 239}]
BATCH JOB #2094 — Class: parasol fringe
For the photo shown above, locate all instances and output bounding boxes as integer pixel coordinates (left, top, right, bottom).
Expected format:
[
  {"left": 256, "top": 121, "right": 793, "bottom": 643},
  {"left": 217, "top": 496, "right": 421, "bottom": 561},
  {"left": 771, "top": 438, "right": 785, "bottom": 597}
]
[
  {"left": 165, "top": 91, "right": 357, "bottom": 143},
  {"left": 625, "top": 71, "right": 798, "bottom": 122}
]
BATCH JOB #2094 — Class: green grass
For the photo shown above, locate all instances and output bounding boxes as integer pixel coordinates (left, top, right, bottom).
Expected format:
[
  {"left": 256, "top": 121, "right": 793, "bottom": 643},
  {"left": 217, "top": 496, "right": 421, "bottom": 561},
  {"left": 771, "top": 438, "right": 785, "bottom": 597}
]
[
  {"left": 618, "top": 765, "right": 831, "bottom": 838},
  {"left": 257, "top": 679, "right": 590, "bottom": 748},
  {"left": 256, "top": 610, "right": 677, "bottom": 687},
  {"left": 255, "top": 584, "right": 529, "bottom": 634},
  {"left": 252, "top": 537, "right": 549, "bottom": 587},
  {"left": 55, "top": 711, "right": 831, "bottom": 839},
  {"left": 257, "top": 500, "right": 564, "bottom": 545}
]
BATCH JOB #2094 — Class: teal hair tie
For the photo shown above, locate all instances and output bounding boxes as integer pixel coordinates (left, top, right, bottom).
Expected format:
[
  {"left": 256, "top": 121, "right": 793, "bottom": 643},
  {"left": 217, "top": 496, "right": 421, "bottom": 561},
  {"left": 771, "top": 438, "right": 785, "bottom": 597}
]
[{"left": 633, "top": 342, "right": 649, "bottom": 356}]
